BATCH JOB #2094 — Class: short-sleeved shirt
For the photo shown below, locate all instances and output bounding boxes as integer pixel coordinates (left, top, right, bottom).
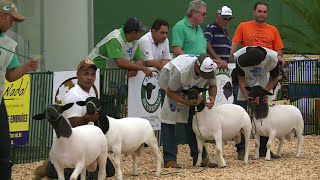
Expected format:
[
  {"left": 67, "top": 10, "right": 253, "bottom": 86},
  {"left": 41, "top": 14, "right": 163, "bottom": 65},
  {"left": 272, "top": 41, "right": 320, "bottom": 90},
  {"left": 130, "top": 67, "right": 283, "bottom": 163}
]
[
  {"left": 139, "top": 31, "right": 170, "bottom": 61},
  {"left": 0, "top": 32, "right": 20, "bottom": 69},
  {"left": 93, "top": 28, "right": 144, "bottom": 69},
  {"left": 232, "top": 20, "right": 284, "bottom": 51},
  {"left": 172, "top": 17, "right": 207, "bottom": 56},
  {"left": 203, "top": 22, "right": 231, "bottom": 62}
]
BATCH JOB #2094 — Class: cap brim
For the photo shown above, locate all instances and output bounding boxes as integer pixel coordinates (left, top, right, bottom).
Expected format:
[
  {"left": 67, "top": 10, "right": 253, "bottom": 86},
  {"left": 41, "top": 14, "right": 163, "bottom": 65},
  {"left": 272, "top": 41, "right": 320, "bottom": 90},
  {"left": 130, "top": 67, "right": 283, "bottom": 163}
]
[
  {"left": 11, "top": 13, "right": 25, "bottom": 22},
  {"left": 200, "top": 71, "right": 215, "bottom": 79}
]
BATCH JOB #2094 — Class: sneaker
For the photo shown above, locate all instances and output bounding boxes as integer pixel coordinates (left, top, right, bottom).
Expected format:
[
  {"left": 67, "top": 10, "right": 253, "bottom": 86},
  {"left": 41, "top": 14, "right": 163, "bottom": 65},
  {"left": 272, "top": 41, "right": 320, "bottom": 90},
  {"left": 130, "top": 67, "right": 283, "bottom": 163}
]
[
  {"left": 34, "top": 159, "right": 49, "bottom": 180},
  {"left": 164, "top": 160, "right": 181, "bottom": 168},
  {"left": 237, "top": 150, "right": 245, "bottom": 160},
  {"left": 259, "top": 150, "right": 281, "bottom": 159},
  {"left": 200, "top": 158, "right": 218, "bottom": 168}
]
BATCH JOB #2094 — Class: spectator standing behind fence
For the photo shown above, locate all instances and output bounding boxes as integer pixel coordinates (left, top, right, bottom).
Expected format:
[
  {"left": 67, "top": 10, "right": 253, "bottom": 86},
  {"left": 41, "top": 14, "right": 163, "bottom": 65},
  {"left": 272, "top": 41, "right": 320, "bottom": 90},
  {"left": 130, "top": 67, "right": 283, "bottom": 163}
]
[
  {"left": 204, "top": 5, "right": 233, "bottom": 64},
  {"left": 158, "top": 54, "right": 218, "bottom": 168},
  {"left": 139, "top": 18, "right": 170, "bottom": 105},
  {"left": 229, "top": 2, "right": 285, "bottom": 160},
  {"left": 172, "top": 0, "right": 227, "bottom": 69},
  {"left": 0, "top": 1, "right": 38, "bottom": 179},
  {"left": 34, "top": 59, "right": 115, "bottom": 180}
]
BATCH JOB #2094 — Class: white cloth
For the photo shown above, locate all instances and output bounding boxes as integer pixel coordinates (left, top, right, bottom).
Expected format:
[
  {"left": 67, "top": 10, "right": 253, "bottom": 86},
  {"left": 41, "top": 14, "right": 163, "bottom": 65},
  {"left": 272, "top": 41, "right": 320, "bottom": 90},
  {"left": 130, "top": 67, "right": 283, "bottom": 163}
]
[
  {"left": 0, "top": 35, "right": 17, "bottom": 101},
  {"left": 139, "top": 31, "right": 170, "bottom": 62},
  {"left": 234, "top": 46, "right": 278, "bottom": 101}
]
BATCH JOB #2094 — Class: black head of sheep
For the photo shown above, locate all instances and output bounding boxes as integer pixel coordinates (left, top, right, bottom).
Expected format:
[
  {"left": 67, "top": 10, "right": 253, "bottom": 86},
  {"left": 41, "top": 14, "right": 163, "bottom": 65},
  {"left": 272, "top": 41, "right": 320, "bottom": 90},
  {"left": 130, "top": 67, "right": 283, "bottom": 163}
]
[
  {"left": 33, "top": 103, "right": 74, "bottom": 138},
  {"left": 180, "top": 86, "right": 208, "bottom": 115},
  {"left": 143, "top": 82, "right": 156, "bottom": 100},
  {"left": 245, "top": 85, "right": 273, "bottom": 119},
  {"left": 223, "top": 82, "right": 233, "bottom": 100},
  {"left": 76, "top": 97, "right": 109, "bottom": 134}
]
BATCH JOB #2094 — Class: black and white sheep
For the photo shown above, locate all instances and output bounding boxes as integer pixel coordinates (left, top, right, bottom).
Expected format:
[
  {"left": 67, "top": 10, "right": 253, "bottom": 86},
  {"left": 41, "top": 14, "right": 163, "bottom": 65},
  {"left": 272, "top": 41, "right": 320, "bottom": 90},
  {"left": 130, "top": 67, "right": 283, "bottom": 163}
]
[
  {"left": 246, "top": 85, "right": 304, "bottom": 161},
  {"left": 76, "top": 97, "right": 161, "bottom": 180},
  {"left": 33, "top": 103, "right": 108, "bottom": 180},
  {"left": 182, "top": 86, "right": 252, "bottom": 167}
]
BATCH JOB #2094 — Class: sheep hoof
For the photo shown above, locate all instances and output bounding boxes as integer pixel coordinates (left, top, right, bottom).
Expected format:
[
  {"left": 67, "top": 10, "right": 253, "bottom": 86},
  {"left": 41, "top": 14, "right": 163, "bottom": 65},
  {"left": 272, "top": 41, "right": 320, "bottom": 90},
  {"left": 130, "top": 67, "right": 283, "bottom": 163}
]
[
  {"left": 265, "top": 157, "right": 271, "bottom": 161},
  {"left": 221, "top": 165, "right": 227, "bottom": 168}
]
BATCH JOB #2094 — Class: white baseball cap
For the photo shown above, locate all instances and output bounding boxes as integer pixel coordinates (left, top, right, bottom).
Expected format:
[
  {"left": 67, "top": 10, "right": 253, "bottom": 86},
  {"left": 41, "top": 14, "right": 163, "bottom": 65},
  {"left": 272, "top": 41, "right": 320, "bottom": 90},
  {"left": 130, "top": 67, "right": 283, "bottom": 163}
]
[
  {"left": 217, "top": 6, "right": 233, "bottom": 17},
  {"left": 196, "top": 54, "right": 217, "bottom": 79}
]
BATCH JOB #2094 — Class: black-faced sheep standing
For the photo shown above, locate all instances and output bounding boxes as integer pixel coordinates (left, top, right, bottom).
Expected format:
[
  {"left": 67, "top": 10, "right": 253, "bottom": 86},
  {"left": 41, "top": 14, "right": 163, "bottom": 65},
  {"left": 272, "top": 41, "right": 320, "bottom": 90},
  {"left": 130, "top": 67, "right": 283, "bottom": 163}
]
[
  {"left": 77, "top": 97, "right": 161, "bottom": 180},
  {"left": 33, "top": 103, "right": 108, "bottom": 180},
  {"left": 246, "top": 85, "right": 304, "bottom": 161}
]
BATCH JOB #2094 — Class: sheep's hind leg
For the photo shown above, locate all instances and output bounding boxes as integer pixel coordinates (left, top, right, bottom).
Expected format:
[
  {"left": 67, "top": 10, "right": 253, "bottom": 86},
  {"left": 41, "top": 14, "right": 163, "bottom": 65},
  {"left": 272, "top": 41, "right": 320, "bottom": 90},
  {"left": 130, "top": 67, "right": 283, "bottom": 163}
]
[
  {"left": 277, "top": 137, "right": 284, "bottom": 157},
  {"left": 114, "top": 149, "right": 123, "bottom": 180},
  {"left": 265, "top": 133, "right": 275, "bottom": 161},
  {"left": 253, "top": 134, "right": 260, "bottom": 160},
  {"left": 296, "top": 129, "right": 304, "bottom": 158},
  {"left": 132, "top": 152, "right": 138, "bottom": 176},
  {"left": 195, "top": 135, "right": 204, "bottom": 166},
  {"left": 146, "top": 138, "right": 161, "bottom": 177},
  {"left": 70, "top": 163, "right": 85, "bottom": 180}
]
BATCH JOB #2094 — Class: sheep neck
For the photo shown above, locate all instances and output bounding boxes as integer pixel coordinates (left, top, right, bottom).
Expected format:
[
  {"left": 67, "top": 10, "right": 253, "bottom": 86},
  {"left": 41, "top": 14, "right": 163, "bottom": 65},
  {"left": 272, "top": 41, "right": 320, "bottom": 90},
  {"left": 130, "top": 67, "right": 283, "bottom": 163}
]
[
  {"left": 51, "top": 116, "right": 72, "bottom": 138},
  {"left": 254, "top": 103, "right": 269, "bottom": 119}
]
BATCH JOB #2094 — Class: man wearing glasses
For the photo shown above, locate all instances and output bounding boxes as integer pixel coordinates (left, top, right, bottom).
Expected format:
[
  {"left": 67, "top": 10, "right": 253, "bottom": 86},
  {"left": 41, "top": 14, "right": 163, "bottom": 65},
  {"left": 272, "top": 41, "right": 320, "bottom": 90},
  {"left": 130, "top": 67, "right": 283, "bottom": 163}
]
[{"left": 204, "top": 6, "right": 233, "bottom": 65}]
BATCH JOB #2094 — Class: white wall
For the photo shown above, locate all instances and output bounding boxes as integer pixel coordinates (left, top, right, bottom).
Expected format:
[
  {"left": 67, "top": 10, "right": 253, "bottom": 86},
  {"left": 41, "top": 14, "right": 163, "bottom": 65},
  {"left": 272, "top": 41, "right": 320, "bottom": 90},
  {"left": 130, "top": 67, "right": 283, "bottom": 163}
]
[{"left": 45, "top": 0, "right": 90, "bottom": 71}]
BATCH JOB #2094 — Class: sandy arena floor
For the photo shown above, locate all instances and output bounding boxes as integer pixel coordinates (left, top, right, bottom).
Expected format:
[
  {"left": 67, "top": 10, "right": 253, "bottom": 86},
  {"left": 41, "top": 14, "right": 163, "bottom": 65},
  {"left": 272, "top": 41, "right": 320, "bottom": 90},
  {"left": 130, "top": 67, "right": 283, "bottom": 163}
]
[{"left": 12, "top": 135, "right": 320, "bottom": 180}]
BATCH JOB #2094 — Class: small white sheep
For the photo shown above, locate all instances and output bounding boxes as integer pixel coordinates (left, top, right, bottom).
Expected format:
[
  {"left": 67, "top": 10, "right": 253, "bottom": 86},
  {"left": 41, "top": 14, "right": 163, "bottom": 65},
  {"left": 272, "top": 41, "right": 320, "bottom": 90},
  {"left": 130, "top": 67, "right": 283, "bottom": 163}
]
[
  {"left": 77, "top": 97, "right": 161, "bottom": 180},
  {"left": 33, "top": 103, "right": 108, "bottom": 180},
  {"left": 246, "top": 85, "right": 304, "bottom": 161},
  {"left": 181, "top": 86, "right": 252, "bottom": 167},
  {"left": 194, "top": 104, "right": 252, "bottom": 167}
]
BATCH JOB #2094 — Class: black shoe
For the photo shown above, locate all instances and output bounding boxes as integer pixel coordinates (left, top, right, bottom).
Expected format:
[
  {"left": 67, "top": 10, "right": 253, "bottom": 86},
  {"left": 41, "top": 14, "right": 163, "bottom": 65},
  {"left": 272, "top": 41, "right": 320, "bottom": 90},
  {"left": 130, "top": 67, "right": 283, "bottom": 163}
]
[{"left": 259, "top": 150, "right": 281, "bottom": 159}]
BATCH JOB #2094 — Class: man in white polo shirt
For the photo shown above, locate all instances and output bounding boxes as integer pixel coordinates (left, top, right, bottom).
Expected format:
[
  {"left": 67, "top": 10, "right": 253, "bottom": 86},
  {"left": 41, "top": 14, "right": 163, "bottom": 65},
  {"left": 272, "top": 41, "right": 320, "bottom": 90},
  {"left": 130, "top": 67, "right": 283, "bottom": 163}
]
[{"left": 139, "top": 18, "right": 171, "bottom": 71}]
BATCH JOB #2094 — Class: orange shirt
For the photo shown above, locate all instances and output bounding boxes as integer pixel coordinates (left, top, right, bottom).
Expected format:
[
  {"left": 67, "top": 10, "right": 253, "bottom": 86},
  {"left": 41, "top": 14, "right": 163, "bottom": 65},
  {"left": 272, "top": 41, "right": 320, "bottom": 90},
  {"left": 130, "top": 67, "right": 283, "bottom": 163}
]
[{"left": 232, "top": 20, "right": 284, "bottom": 51}]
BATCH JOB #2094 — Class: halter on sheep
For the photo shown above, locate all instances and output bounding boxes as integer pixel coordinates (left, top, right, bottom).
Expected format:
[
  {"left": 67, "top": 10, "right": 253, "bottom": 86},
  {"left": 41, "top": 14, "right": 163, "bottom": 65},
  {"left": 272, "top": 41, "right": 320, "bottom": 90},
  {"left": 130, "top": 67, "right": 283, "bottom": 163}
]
[
  {"left": 246, "top": 85, "right": 304, "bottom": 161},
  {"left": 33, "top": 103, "right": 108, "bottom": 180}
]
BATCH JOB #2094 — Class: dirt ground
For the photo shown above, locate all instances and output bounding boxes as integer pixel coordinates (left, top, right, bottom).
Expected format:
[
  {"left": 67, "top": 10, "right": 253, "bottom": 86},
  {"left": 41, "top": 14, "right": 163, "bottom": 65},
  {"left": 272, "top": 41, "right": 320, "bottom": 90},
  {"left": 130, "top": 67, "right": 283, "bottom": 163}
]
[{"left": 12, "top": 135, "right": 320, "bottom": 180}]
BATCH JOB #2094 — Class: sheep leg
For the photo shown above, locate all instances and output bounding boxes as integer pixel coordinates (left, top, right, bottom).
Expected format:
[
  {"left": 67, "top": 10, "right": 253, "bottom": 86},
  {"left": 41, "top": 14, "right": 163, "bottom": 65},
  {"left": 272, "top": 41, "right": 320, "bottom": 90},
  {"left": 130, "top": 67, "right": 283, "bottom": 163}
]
[
  {"left": 97, "top": 153, "right": 107, "bottom": 180},
  {"left": 243, "top": 129, "right": 251, "bottom": 165},
  {"left": 132, "top": 153, "right": 138, "bottom": 176},
  {"left": 114, "top": 149, "right": 123, "bottom": 180},
  {"left": 54, "top": 165, "right": 65, "bottom": 180},
  {"left": 70, "top": 162, "right": 85, "bottom": 180},
  {"left": 147, "top": 140, "right": 161, "bottom": 177},
  {"left": 215, "top": 136, "right": 226, "bottom": 167},
  {"left": 195, "top": 135, "right": 204, "bottom": 167},
  {"left": 253, "top": 134, "right": 260, "bottom": 160},
  {"left": 277, "top": 137, "right": 284, "bottom": 157},
  {"left": 295, "top": 130, "right": 304, "bottom": 158},
  {"left": 265, "top": 133, "right": 276, "bottom": 161},
  {"left": 80, "top": 168, "right": 86, "bottom": 180}
]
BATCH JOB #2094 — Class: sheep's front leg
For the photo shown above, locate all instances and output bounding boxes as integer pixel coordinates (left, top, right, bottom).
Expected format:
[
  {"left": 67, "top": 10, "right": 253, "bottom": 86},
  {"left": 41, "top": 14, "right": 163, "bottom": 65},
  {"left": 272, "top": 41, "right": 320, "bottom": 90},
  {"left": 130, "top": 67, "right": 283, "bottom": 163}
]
[
  {"left": 277, "top": 137, "right": 284, "bottom": 157},
  {"left": 54, "top": 165, "right": 65, "bottom": 180},
  {"left": 243, "top": 129, "right": 251, "bottom": 165},
  {"left": 97, "top": 152, "right": 107, "bottom": 180},
  {"left": 114, "top": 149, "right": 123, "bottom": 180},
  {"left": 253, "top": 134, "right": 260, "bottom": 160},
  {"left": 195, "top": 135, "right": 204, "bottom": 166},
  {"left": 148, "top": 142, "right": 161, "bottom": 177},
  {"left": 132, "top": 153, "right": 138, "bottom": 176},
  {"left": 296, "top": 131, "right": 304, "bottom": 158},
  {"left": 80, "top": 168, "right": 86, "bottom": 180},
  {"left": 265, "top": 133, "right": 276, "bottom": 161},
  {"left": 215, "top": 136, "right": 226, "bottom": 168},
  {"left": 70, "top": 162, "right": 85, "bottom": 180}
]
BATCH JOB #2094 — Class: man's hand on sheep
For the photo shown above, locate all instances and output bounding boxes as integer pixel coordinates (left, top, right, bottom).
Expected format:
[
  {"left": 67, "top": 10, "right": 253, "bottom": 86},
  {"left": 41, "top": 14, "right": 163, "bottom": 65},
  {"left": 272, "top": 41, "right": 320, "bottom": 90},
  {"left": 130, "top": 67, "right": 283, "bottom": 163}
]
[
  {"left": 84, "top": 111, "right": 99, "bottom": 123},
  {"left": 188, "top": 94, "right": 203, "bottom": 107},
  {"left": 205, "top": 96, "right": 215, "bottom": 109},
  {"left": 248, "top": 95, "right": 268, "bottom": 105}
]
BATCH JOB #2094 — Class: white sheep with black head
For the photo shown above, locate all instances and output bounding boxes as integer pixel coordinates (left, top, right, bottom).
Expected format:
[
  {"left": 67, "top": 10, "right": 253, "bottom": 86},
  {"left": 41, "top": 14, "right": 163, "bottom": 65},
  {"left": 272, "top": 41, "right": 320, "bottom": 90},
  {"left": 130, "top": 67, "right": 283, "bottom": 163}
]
[
  {"left": 182, "top": 86, "right": 252, "bottom": 167},
  {"left": 76, "top": 97, "right": 161, "bottom": 180},
  {"left": 33, "top": 103, "right": 108, "bottom": 180},
  {"left": 246, "top": 85, "right": 304, "bottom": 161}
]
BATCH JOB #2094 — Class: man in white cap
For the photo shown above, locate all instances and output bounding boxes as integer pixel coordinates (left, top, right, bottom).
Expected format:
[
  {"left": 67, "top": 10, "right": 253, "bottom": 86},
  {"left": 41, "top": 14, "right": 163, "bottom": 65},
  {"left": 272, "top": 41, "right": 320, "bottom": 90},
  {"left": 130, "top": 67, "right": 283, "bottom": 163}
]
[
  {"left": 158, "top": 53, "right": 218, "bottom": 168},
  {"left": 204, "top": 5, "right": 233, "bottom": 65},
  {"left": 0, "top": 1, "right": 38, "bottom": 179}
]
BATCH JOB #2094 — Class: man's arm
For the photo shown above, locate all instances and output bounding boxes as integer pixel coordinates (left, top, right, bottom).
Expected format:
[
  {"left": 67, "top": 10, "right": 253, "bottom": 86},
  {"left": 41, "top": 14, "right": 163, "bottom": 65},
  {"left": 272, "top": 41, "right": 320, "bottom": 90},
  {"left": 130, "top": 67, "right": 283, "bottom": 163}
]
[
  {"left": 277, "top": 49, "right": 285, "bottom": 67},
  {"left": 114, "top": 58, "right": 152, "bottom": 77},
  {"left": 206, "top": 85, "right": 217, "bottom": 109},
  {"left": 5, "top": 59, "right": 38, "bottom": 82},
  {"left": 68, "top": 113, "right": 99, "bottom": 128},
  {"left": 238, "top": 75, "right": 249, "bottom": 100},
  {"left": 166, "top": 87, "right": 202, "bottom": 106},
  {"left": 172, "top": 46, "right": 184, "bottom": 57},
  {"left": 230, "top": 42, "right": 239, "bottom": 59},
  {"left": 206, "top": 42, "right": 227, "bottom": 69}
]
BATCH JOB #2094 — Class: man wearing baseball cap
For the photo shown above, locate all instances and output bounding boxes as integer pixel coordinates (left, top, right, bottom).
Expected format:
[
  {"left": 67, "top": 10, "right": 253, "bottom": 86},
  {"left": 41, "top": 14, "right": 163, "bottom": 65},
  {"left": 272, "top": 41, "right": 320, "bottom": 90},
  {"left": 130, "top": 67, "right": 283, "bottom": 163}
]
[
  {"left": 233, "top": 46, "right": 280, "bottom": 159},
  {"left": 158, "top": 53, "right": 218, "bottom": 168},
  {"left": 35, "top": 59, "right": 115, "bottom": 179},
  {"left": 0, "top": 1, "right": 39, "bottom": 179}
]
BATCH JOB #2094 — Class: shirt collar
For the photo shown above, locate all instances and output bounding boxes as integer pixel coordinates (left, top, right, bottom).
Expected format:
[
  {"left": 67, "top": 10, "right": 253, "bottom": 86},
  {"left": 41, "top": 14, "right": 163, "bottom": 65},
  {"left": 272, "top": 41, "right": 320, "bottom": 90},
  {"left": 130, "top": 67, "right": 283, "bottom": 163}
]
[{"left": 120, "top": 27, "right": 128, "bottom": 42}]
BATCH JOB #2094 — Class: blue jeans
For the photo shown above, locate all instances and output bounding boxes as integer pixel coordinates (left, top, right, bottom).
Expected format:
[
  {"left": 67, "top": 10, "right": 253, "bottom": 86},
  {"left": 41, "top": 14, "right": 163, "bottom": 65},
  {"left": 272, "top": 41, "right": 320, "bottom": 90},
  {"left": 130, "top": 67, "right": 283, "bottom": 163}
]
[
  {"left": 161, "top": 107, "right": 206, "bottom": 164},
  {"left": 0, "top": 98, "right": 12, "bottom": 180},
  {"left": 233, "top": 84, "right": 268, "bottom": 152}
]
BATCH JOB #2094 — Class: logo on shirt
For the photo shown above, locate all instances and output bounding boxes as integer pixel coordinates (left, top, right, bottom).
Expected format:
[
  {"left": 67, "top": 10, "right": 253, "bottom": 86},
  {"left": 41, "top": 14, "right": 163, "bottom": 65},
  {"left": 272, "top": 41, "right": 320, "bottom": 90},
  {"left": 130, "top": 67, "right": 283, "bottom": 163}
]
[
  {"left": 249, "top": 67, "right": 262, "bottom": 77},
  {"left": 141, "top": 70, "right": 161, "bottom": 113},
  {"left": 127, "top": 47, "right": 133, "bottom": 58}
]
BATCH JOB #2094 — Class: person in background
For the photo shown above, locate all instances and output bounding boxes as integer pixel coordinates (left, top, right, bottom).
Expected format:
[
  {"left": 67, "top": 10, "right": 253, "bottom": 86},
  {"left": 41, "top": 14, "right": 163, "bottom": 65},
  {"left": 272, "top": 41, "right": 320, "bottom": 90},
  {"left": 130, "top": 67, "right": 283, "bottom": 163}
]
[
  {"left": 158, "top": 53, "right": 218, "bottom": 168},
  {"left": 229, "top": 2, "right": 285, "bottom": 160},
  {"left": 0, "top": 1, "right": 38, "bottom": 179},
  {"left": 139, "top": 18, "right": 171, "bottom": 104},
  {"left": 34, "top": 59, "right": 115, "bottom": 180},
  {"left": 172, "top": 0, "right": 227, "bottom": 69}
]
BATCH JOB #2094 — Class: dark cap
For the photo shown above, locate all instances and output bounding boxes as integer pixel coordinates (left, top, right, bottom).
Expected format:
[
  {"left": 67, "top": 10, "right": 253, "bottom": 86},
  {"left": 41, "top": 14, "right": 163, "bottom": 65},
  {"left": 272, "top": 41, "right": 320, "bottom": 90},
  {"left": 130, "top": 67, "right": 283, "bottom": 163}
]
[
  {"left": 123, "top": 17, "right": 149, "bottom": 33},
  {"left": 0, "top": 0, "right": 25, "bottom": 22},
  {"left": 196, "top": 53, "right": 217, "bottom": 79},
  {"left": 77, "top": 59, "right": 97, "bottom": 71},
  {"left": 238, "top": 46, "right": 266, "bottom": 67}
]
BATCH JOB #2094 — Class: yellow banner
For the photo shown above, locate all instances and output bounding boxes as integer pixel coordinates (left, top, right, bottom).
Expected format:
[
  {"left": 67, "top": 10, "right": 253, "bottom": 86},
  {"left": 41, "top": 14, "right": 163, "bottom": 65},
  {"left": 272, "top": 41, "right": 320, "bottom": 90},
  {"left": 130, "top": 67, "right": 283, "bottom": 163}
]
[{"left": 3, "top": 74, "right": 30, "bottom": 146}]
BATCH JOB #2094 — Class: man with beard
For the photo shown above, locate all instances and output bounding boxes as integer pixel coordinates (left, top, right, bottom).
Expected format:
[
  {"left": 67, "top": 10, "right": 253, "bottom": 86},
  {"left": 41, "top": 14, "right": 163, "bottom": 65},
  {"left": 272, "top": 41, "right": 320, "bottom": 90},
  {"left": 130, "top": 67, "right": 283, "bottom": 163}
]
[{"left": 229, "top": 2, "right": 284, "bottom": 160}]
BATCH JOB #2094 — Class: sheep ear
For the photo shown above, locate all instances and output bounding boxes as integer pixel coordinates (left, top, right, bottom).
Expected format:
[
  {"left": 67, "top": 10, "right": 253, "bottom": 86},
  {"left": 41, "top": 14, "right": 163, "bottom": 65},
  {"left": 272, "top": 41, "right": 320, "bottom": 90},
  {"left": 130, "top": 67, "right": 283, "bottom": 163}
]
[
  {"left": 245, "top": 87, "right": 252, "bottom": 91},
  {"left": 263, "top": 90, "right": 273, "bottom": 96},
  {"left": 180, "top": 89, "right": 188, "bottom": 95},
  {"left": 33, "top": 113, "right": 46, "bottom": 120},
  {"left": 76, "top": 101, "right": 86, "bottom": 106},
  {"left": 61, "top": 103, "right": 74, "bottom": 111}
]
